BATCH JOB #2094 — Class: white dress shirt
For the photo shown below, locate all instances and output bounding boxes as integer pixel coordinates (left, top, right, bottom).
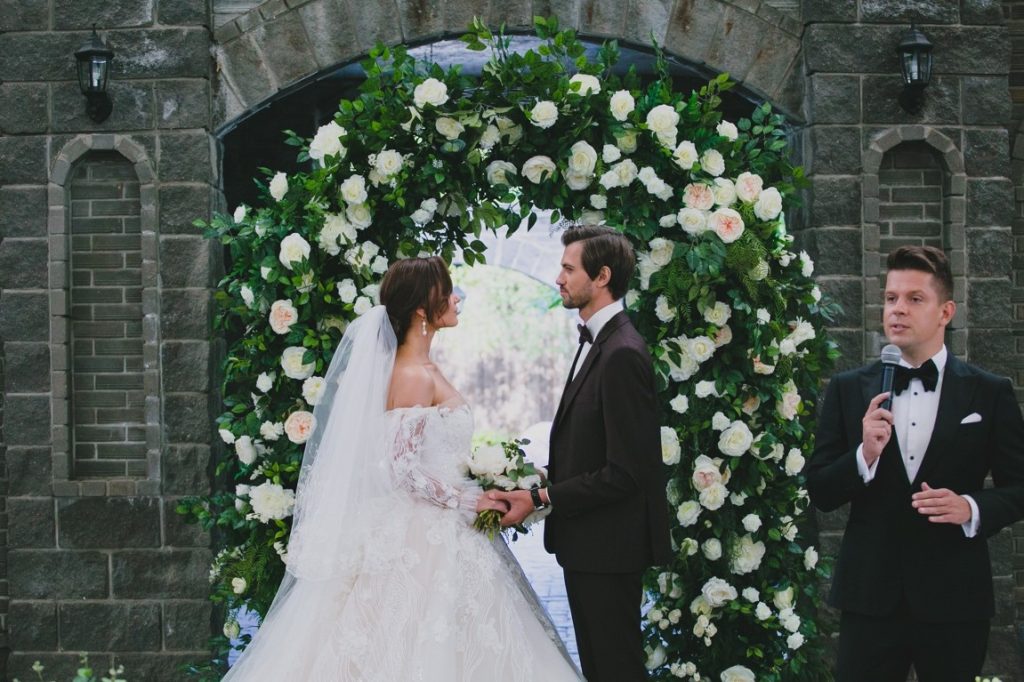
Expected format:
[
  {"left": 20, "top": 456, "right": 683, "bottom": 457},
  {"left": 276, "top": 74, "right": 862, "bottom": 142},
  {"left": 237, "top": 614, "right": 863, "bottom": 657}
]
[
  {"left": 570, "top": 299, "right": 625, "bottom": 381},
  {"left": 856, "top": 346, "right": 980, "bottom": 537}
]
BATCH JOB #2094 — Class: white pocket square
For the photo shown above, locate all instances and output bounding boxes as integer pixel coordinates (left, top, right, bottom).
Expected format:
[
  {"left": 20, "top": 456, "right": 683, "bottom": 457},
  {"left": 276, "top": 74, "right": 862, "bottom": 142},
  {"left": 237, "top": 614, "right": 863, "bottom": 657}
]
[{"left": 960, "top": 413, "right": 982, "bottom": 424}]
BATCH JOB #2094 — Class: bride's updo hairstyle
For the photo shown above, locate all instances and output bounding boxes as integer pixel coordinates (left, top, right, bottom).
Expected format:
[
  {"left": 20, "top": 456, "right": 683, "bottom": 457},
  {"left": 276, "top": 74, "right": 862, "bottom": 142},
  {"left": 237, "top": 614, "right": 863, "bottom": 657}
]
[{"left": 379, "top": 256, "right": 453, "bottom": 342}]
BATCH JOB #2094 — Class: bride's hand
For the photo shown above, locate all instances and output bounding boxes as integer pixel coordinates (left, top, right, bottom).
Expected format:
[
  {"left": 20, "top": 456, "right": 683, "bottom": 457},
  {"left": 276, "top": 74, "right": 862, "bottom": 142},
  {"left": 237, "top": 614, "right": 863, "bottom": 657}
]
[{"left": 476, "top": 491, "right": 510, "bottom": 514}]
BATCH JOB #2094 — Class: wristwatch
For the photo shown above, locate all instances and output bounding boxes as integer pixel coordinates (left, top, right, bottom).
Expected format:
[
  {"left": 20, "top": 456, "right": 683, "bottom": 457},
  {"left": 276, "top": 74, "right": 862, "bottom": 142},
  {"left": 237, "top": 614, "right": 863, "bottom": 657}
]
[{"left": 530, "top": 487, "right": 549, "bottom": 510}]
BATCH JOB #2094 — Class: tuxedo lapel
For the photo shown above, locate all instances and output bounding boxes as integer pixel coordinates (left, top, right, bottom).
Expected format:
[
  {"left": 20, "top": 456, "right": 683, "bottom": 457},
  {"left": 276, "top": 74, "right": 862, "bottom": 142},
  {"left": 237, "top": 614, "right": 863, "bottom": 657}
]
[
  {"left": 912, "top": 355, "right": 977, "bottom": 487},
  {"left": 551, "top": 312, "right": 629, "bottom": 434}
]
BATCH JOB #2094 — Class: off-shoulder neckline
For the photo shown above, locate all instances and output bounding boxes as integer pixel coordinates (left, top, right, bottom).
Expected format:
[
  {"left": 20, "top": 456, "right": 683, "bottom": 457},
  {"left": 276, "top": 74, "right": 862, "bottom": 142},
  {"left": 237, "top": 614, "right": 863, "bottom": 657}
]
[{"left": 385, "top": 399, "right": 469, "bottom": 415}]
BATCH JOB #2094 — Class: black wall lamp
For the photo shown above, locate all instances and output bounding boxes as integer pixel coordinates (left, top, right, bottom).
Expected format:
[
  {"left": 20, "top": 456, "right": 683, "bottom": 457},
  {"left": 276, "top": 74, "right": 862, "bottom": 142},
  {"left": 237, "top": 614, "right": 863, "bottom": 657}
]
[
  {"left": 896, "top": 24, "right": 933, "bottom": 114},
  {"left": 75, "top": 26, "right": 115, "bottom": 123}
]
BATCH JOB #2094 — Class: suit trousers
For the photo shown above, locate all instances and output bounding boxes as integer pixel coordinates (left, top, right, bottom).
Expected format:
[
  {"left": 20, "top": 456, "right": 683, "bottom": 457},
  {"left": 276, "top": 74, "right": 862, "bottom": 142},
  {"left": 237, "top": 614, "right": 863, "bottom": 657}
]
[
  {"left": 563, "top": 569, "right": 645, "bottom": 682},
  {"left": 836, "top": 606, "right": 989, "bottom": 682}
]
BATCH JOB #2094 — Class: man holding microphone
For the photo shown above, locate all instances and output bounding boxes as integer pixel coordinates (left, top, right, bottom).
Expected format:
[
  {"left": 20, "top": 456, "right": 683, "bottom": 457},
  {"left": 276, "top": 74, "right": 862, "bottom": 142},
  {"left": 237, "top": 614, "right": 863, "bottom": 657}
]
[{"left": 807, "top": 245, "right": 1024, "bottom": 681}]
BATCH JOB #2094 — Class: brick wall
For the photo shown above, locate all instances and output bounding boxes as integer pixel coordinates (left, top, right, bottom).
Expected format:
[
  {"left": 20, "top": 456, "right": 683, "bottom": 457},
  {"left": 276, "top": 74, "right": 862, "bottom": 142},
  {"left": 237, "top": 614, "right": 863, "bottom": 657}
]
[{"left": 877, "top": 142, "right": 945, "bottom": 250}]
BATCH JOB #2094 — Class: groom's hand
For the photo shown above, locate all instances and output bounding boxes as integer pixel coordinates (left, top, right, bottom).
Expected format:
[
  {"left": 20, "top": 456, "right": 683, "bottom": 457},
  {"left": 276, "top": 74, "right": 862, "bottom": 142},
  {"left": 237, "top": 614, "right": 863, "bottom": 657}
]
[{"left": 494, "top": 491, "right": 533, "bottom": 527}]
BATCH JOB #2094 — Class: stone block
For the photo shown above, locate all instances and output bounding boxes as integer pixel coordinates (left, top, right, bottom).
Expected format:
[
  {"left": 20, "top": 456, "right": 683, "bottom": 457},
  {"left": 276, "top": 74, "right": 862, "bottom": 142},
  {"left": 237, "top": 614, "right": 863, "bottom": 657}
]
[
  {"left": 0, "top": 83, "right": 49, "bottom": 134},
  {"left": 9, "top": 498, "right": 56, "bottom": 548},
  {"left": 218, "top": 36, "right": 276, "bottom": 110},
  {"left": 663, "top": 0, "right": 728, "bottom": 70},
  {"left": 8, "top": 655, "right": 88, "bottom": 682},
  {"left": 807, "top": 74, "right": 860, "bottom": 125},
  {"left": 0, "top": 186, "right": 47, "bottom": 239},
  {"left": 860, "top": 0, "right": 959, "bottom": 23},
  {"left": 162, "top": 445, "right": 211, "bottom": 496},
  {"left": 161, "top": 289, "right": 212, "bottom": 339},
  {"left": 160, "top": 0, "right": 210, "bottom": 25},
  {"left": 157, "top": 79, "right": 212, "bottom": 129},
  {"left": 164, "top": 600, "right": 213, "bottom": 650},
  {"left": 967, "top": 229, "right": 1012, "bottom": 277},
  {"left": 966, "top": 178, "right": 1013, "bottom": 227},
  {"left": 963, "top": 77, "right": 1011, "bottom": 126},
  {"left": 575, "top": 0, "right": 626, "bottom": 38},
  {"left": 967, "top": 328, "right": 1014, "bottom": 373},
  {"left": 4, "top": 342, "right": 50, "bottom": 393},
  {"left": 8, "top": 601, "right": 58, "bottom": 650},
  {"left": 8, "top": 549, "right": 109, "bottom": 598},
  {"left": 0, "top": 238, "right": 48, "bottom": 289},
  {"left": 54, "top": 0, "right": 153, "bottom": 28},
  {"left": 0, "top": 136, "right": 48, "bottom": 185},
  {"left": 159, "top": 236, "right": 214, "bottom": 288},
  {"left": 862, "top": 75, "right": 961, "bottom": 125},
  {"left": 927, "top": 26, "right": 1010, "bottom": 76},
  {"left": 809, "top": 176, "right": 861, "bottom": 227},
  {"left": 981, "top": 625, "right": 1018, "bottom": 678},
  {"left": 963, "top": 128, "right": 1010, "bottom": 177},
  {"left": 115, "top": 655, "right": 207, "bottom": 682},
  {"left": 809, "top": 127, "right": 861, "bottom": 175},
  {"left": 60, "top": 602, "right": 161, "bottom": 651},
  {"left": 163, "top": 499, "right": 209, "bottom": 547},
  {"left": 4, "top": 395, "right": 50, "bottom": 446},
  {"left": 57, "top": 497, "right": 161, "bottom": 548},
  {"left": 620, "top": 0, "right": 674, "bottom": 46},
  {"left": 960, "top": 0, "right": 1003, "bottom": 24},
  {"left": 828, "top": 328, "right": 865, "bottom": 372},
  {"left": 726, "top": 13, "right": 800, "bottom": 99},
  {"left": 967, "top": 278, "right": 1011, "bottom": 328},
  {"left": 818, "top": 277, "right": 864, "bottom": 330},
  {"left": 162, "top": 341, "right": 211, "bottom": 392},
  {"left": 801, "top": 0, "right": 856, "bottom": 22},
  {"left": 808, "top": 228, "right": 862, "bottom": 277},
  {"left": 0, "top": 31, "right": 83, "bottom": 80},
  {"left": 51, "top": 81, "right": 156, "bottom": 133},
  {"left": 110, "top": 28, "right": 210, "bottom": 80},
  {"left": 164, "top": 392, "right": 213, "bottom": 442},
  {"left": 158, "top": 183, "right": 212, "bottom": 234},
  {"left": 345, "top": 0, "right": 403, "bottom": 54},
  {"left": 298, "top": 0, "right": 359, "bottom": 69},
  {"left": 804, "top": 24, "right": 903, "bottom": 75},
  {"left": 158, "top": 131, "right": 213, "bottom": 183},
  {"left": 0, "top": 0, "right": 49, "bottom": 30},
  {"left": 7, "top": 446, "right": 54, "bottom": 496},
  {"left": 255, "top": 11, "right": 316, "bottom": 88},
  {"left": 112, "top": 549, "right": 211, "bottom": 598}
]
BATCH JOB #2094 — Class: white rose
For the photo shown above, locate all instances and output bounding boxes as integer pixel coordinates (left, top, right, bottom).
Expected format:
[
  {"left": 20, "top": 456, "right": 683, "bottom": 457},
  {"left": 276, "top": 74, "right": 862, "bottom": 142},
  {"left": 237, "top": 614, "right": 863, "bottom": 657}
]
[
  {"left": 233, "top": 205, "right": 247, "bottom": 223},
  {"left": 240, "top": 285, "right": 255, "bottom": 307},
  {"left": 708, "top": 207, "right": 745, "bottom": 244},
  {"left": 787, "top": 632, "right": 805, "bottom": 650},
  {"left": 231, "top": 576, "right": 247, "bottom": 594},
  {"left": 234, "top": 435, "right": 257, "bottom": 465},
  {"left": 655, "top": 295, "right": 676, "bottom": 323},
  {"left": 248, "top": 481, "right": 296, "bottom": 523},
  {"left": 469, "top": 445, "right": 508, "bottom": 477},
  {"left": 811, "top": 285, "right": 822, "bottom": 302},
  {"left": 529, "top": 100, "right": 558, "bottom": 129},
  {"left": 754, "top": 186, "right": 783, "bottom": 221},
  {"left": 301, "top": 376, "right": 326, "bottom": 406},
  {"left": 699, "top": 482, "right": 728, "bottom": 510},
  {"left": 644, "top": 645, "right": 667, "bottom": 671},
  {"left": 569, "top": 73, "right": 601, "bottom": 95},
  {"left": 648, "top": 238, "right": 675, "bottom": 267},
  {"left": 804, "top": 546, "right": 819, "bottom": 570},
  {"left": 712, "top": 412, "right": 731, "bottom": 431},
  {"left": 308, "top": 120, "right": 346, "bottom": 163},
  {"left": 778, "top": 384, "right": 801, "bottom": 421},
  {"left": 718, "top": 421, "right": 753, "bottom": 457},
  {"left": 681, "top": 537, "right": 700, "bottom": 557},
  {"left": 281, "top": 346, "right": 315, "bottom": 380},
  {"left": 646, "top": 104, "right": 679, "bottom": 138},
  {"left": 703, "top": 301, "right": 732, "bottom": 327},
  {"left": 566, "top": 172, "right": 592, "bottom": 191},
  {"left": 486, "top": 160, "right": 517, "bottom": 186},
  {"left": 721, "top": 664, "right": 756, "bottom": 682},
  {"left": 702, "top": 538, "right": 722, "bottom": 560},
  {"left": 742, "top": 513, "right": 762, "bottom": 533},
  {"left": 609, "top": 89, "right": 635, "bottom": 121},
  {"left": 373, "top": 149, "right": 404, "bottom": 179},
  {"left": 773, "top": 586, "right": 795, "bottom": 610},
  {"left": 785, "top": 448, "right": 806, "bottom": 476},
  {"left": 268, "top": 171, "right": 288, "bottom": 201},
  {"left": 730, "top": 535, "right": 766, "bottom": 575},
  {"left": 435, "top": 116, "right": 464, "bottom": 140},
  {"left": 670, "top": 394, "right": 689, "bottom": 414},
  {"left": 223, "top": 620, "right": 241, "bottom": 639},
  {"left": 601, "top": 144, "right": 621, "bottom": 164},
  {"left": 339, "top": 174, "right": 367, "bottom": 205},
  {"left": 345, "top": 203, "right": 373, "bottom": 230},
  {"left": 735, "top": 171, "right": 764, "bottom": 203},
  {"left": 259, "top": 420, "right": 283, "bottom": 441},
  {"left": 661, "top": 426, "right": 681, "bottom": 465},
  {"left": 694, "top": 380, "right": 717, "bottom": 398},
  {"left": 278, "top": 233, "right": 311, "bottom": 270},
  {"left": 673, "top": 140, "right": 698, "bottom": 170},
  {"left": 713, "top": 177, "right": 737, "bottom": 207},
  {"left": 742, "top": 587, "right": 759, "bottom": 602},
  {"left": 701, "top": 577, "right": 737, "bottom": 608},
  {"left": 362, "top": 283, "right": 380, "bottom": 304},
  {"left": 676, "top": 207, "right": 706, "bottom": 235},
  {"left": 413, "top": 77, "right": 448, "bottom": 108},
  {"left": 701, "top": 149, "right": 725, "bottom": 177},
  {"left": 522, "top": 155, "right": 557, "bottom": 184},
  {"left": 689, "top": 336, "right": 715, "bottom": 363},
  {"left": 353, "top": 296, "right": 372, "bottom": 316},
  {"left": 568, "top": 141, "right": 598, "bottom": 176},
  {"left": 683, "top": 183, "right": 715, "bottom": 211},
  {"left": 479, "top": 124, "right": 501, "bottom": 150},
  {"left": 665, "top": 347, "right": 698, "bottom": 382},
  {"left": 260, "top": 266, "right": 272, "bottom": 281},
  {"left": 717, "top": 120, "right": 739, "bottom": 141},
  {"left": 800, "top": 250, "right": 814, "bottom": 277},
  {"left": 334, "top": 279, "right": 357, "bottom": 304},
  {"left": 255, "top": 371, "right": 274, "bottom": 393},
  {"left": 692, "top": 455, "right": 722, "bottom": 490},
  {"left": 218, "top": 428, "right": 235, "bottom": 444},
  {"left": 318, "top": 213, "right": 356, "bottom": 255},
  {"left": 371, "top": 255, "right": 389, "bottom": 275},
  {"left": 284, "top": 410, "right": 316, "bottom": 444},
  {"left": 590, "top": 193, "right": 607, "bottom": 209},
  {"left": 615, "top": 129, "right": 639, "bottom": 153},
  {"left": 268, "top": 299, "right": 299, "bottom": 335},
  {"left": 677, "top": 500, "right": 701, "bottom": 526},
  {"left": 755, "top": 602, "right": 772, "bottom": 620},
  {"left": 715, "top": 325, "right": 733, "bottom": 347}
]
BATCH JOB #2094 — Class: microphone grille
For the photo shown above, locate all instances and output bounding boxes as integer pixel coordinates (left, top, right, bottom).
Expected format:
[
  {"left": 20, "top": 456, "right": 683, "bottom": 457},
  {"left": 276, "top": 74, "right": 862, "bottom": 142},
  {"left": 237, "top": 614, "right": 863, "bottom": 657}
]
[{"left": 880, "top": 344, "right": 902, "bottom": 364}]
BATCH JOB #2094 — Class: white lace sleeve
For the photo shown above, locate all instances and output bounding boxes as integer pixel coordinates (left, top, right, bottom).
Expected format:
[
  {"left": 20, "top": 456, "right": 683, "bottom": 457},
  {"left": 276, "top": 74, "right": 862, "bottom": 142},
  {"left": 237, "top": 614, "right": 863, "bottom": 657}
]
[{"left": 388, "top": 410, "right": 482, "bottom": 518}]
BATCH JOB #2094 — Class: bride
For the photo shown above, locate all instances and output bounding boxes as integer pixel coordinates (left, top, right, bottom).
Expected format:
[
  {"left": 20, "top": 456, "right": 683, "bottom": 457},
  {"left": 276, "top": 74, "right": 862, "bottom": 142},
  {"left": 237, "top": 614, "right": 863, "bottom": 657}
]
[{"left": 222, "top": 256, "right": 582, "bottom": 681}]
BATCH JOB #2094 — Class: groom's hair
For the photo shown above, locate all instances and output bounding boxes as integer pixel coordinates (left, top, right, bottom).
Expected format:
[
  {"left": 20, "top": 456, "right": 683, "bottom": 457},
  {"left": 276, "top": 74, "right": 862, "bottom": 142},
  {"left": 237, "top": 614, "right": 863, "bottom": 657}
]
[
  {"left": 562, "top": 225, "right": 635, "bottom": 299},
  {"left": 886, "top": 245, "right": 954, "bottom": 302},
  {"left": 380, "top": 256, "right": 453, "bottom": 342}
]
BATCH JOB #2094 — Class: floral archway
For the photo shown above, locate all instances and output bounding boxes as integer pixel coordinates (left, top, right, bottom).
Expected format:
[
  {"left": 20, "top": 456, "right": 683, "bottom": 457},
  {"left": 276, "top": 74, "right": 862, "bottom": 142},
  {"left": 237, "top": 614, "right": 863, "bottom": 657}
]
[{"left": 182, "top": 17, "right": 838, "bottom": 681}]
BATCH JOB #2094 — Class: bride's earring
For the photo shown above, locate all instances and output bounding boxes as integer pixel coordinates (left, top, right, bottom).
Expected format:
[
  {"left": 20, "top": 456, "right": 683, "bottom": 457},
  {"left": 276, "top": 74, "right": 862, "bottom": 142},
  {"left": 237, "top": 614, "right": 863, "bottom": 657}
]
[{"left": 421, "top": 318, "right": 427, "bottom": 336}]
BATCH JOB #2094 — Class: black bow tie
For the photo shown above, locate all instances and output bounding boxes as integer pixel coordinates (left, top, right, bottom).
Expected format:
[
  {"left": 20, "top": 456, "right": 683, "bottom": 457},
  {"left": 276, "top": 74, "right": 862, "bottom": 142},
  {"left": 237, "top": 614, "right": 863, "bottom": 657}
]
[
  {"left": 893, "top": 359, "right": 939, "bottom": 395},
  {"left": 577, "top": 324, "right": 593, "bottom": 345}
]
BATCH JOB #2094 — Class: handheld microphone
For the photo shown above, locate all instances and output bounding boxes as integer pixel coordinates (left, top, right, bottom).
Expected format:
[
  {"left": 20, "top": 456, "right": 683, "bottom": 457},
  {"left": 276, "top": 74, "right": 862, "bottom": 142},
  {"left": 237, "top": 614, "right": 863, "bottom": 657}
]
[{"left": 879, "top": 344, "right": 902, "bottom": 411}]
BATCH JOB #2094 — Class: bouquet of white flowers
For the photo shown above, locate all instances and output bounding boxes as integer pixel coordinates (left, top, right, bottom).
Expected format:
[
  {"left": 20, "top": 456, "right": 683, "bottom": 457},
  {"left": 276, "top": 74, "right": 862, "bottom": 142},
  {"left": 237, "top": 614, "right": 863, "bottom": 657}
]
[{"left": 466, "top": 438, "right": 550, "bottom": 539}]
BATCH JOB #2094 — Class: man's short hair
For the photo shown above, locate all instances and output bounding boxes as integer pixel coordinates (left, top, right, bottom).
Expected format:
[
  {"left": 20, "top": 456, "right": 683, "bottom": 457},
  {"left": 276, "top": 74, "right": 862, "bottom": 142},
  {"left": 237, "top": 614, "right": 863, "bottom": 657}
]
[
  {"left": 561, "top": 225, "right": 636, "bottom": 300},
  {"left": 886, "top": 245, "right": 954, "bottom": 302}
]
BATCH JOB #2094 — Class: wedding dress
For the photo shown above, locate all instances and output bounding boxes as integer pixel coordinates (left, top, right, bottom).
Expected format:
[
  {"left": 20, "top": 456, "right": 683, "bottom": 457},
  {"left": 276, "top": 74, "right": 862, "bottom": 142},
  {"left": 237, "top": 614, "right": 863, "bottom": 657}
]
[{"left": 222, "top": 307, "right": 581, "bottom": 681}]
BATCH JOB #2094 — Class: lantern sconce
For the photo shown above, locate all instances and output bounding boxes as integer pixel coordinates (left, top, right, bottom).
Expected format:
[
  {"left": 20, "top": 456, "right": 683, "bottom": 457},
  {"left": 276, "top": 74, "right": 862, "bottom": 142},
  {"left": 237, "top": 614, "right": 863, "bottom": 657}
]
[
  {"left": 896, "top": 24, "right": 933, "bottom": 114},
  {"left": 75, "top": 26, "right": 115, "bottom": 123}
]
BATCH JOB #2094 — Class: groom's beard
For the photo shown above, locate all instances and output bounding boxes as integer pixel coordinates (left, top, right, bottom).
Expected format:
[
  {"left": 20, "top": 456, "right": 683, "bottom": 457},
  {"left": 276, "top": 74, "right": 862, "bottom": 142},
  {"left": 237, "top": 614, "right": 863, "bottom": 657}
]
[{"left": 560, "top": 288, "right": 591, "bottom": 311}]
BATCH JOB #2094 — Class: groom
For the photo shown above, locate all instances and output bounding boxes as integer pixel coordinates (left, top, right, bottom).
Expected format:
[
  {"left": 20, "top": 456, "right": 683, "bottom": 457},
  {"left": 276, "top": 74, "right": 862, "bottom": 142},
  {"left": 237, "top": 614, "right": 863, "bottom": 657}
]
[{"left": 497, "top": 225, "right": 670, "bottom": 682}]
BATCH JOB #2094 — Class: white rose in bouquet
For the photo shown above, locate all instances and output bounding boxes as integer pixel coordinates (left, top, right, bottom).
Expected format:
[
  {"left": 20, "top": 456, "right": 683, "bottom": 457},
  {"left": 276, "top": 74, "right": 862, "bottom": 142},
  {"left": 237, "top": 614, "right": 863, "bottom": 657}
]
[
  {"left": 689, "top": 335, "right": 716, "bottom": 363},
  {"left": 730, "top": 534, "right": 766, "bottom": 574},
  {"left": 435, "top": 116, "right": 464, "bottom": 140},
  {"left": 339, "top": 174, "right": 367, "bottom": 205},
  {"left": 234, "top": 435, "right": 257, "bottom": 465},
  {"left": 255, "top": 371, "right": 275, "bottom": 393},
  {"left": 353, "top": 296, "right": 372, "bottom": 316},
  {"left": 362, "top": 283, "right": 381, "bottom": 304},
  {"left": 233, "top": 205, "right": 247, "bottom": 223},
  {"left": 785, "top": 448, "right": 806, "bottom": 476},
  {"left": 413, "top": 77, "right": 448, "bottom": 108},
  {"left": 694, "top": 380, "right": 717, "bottom": 398},
  {"left": 318, "top": 213, "right": 356, "bottom": 255},
  {"left": 703, "top": 301, "right": 732, "bottom": 326},
  {"left": 645, "top": 104, "right": 679, "bottom": 146},
  {"left": 269, "top": 299, "right": 299, "bottom": 335},
  {"left": 701, "top": 149, "right": 725, "bottom": 176},
  {"left": 345, "top": 203, "right": 373, "bottom": 230},
  {"left": 788, "top": 318, "right": 816, "bottom": 347},
  {"left": 681, "top": 537, "right": 700, "bottom": 556},
  {"left": 712, "top": 177, "right": 737, "bottom": 207},
  {"left": 219, "top": 428, "right": 235, "bottom": 444},
  {"left": 677, "top": 500, "right": 701, "bottom": 526},
  {"left": 602, "top": 144, "right": 621, "bottom": 163},
  {"left": 281, "top": 346, "right": 315, "bottom": 380},
  {"left": 754, "top": 186, "right": 783, "bottom": 221},
  {"left": 615, "top": 129, "right": 639, "bottom": 153},
  {"left": 648, "top": 238, "right": 676, "bottom": 267},
  {"left": 755, "top": 602, "right": 772, "bottom": 620},
  {"left": 735, "top": 171, "right": 764, "bottom": 203},
  {"left": 644, "top": 645, "right": 667, "bottom": 671},
  {"left": 712, "top": 412, "right": 730, "bottom": 431},
  {"left": 702, "top": 538, "right": 722, "bottom": 560},
  {"left": 568, "top": 141, "right": 598, "bottom": 176},
  {"left": 373, "top": 149, "right": 404, "bottom": 180},
  {"left": 336, "top": 278, "right": 357, "bottom": 304},
  {"left": 661, "top": 426, "right": 681, "bottom": 465},
  {"left": 240, "top": 285, "right": 255, "bottom": 307},
  {"left": 284, "top": 410, "right": 316, "bottom": 444},
  {"left": 468, "top": 444, "right": 508, "bottom": 477},
  {"left": 787, "top": 632, "right": 805, "bottom": 650},
  {"left": 717, "top": 120, "right": 739, "bottom": 141},
  {"left": 609, "top": 89, "right": 635, "bottom": 120},
  {"left": 692, "top": 455, "right": 722, "bottom": 491},
  {"left": 670, "top": 394, "right": 689, "bottom": 414},
  {"left": 699, "top": 482, "right": 728, "bottom": 510},
  {"left": 773, "top": 586, "right": 795, "bottom": 610},
  {"left": 371, "top": 255, "right": 389, "bottom": 275},
  {"left": 308, "top": 120, "right": 346, "bottom": 163},
  {"left": 249, "top": 481, "right": 296, "bottom": 523},
  {"left": 301, "top": 376, "right": 326, "bottom": 406},
  {"left": 719, "top": 421, "right": 754, "bottom": 457},
  {"left": 590, "top": 193, "right": 607, "bottom": 209},
  {"left": 800, "top": 250, "right": 814, "bottom": 277},
  {"left": 566, "top": 172, "right": 592, "bottom": 191},
  {"left": 655, "top": 295, "right": 676, "bottom": 323},
  {"left": 666, "top": 349, "right": 699, "bottom": 382},
  {"left": 224, "top": 620, "right": 241, "bottom": 639},
  {"left": 742, "top": 587, "right": 759, "bottom": 602},
  {"left": 742, "top": 513, "right": 762, "bottom": 533},
  {"left": 269, "top": 171, "right": 288, "bottom": 201},
  {"left": 410, "top": 198, "right": 438, "bottom": 226},
  {"left": 231, "top": 576, "right": 248, "bottom": 595},
  {"left": 683, "top": 183, "right": 715, "bottom": 211},
  {"left": 673, "top": 140, "right": 698, "bottom": 169},
  {"left": 677, "top": 207, "right": 707, "bottom": 235},
  {"left": 486, "top": 160, "right": 517, "bottom": 186},
  {"left": 569, "top": 73, "right": 601, "bottom": 95},
  {"left": 259, "top": 420, "right": 283, "bottom": 441},
  {"left": 522, "top": 155, "right": 557, "bottom": 184},
  {"left": 479, "top": 124, "right": 501, "bottom": 150},
  {"left": 701, "top": 577, "right": 737, "bottom": 607},
  {"left": 804, "top": 546, "right": 819, "bottom": 569},
  {"left": 721, "top": 665, "right": 756, "bottom": 682},
  {"left": 709, "top": 207, "right": 745, "bottom": 244},
  {"left": 529, "top": 100, "right": 559, "bottom": 128},
  {"left": 278, "top": 233, "right": 311, "bottom": 270}
]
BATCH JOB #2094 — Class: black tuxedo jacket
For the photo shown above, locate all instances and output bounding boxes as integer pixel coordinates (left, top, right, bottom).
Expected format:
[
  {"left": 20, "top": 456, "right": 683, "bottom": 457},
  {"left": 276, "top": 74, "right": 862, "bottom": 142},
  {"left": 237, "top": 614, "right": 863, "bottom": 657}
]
[
  {"left": 543, "top": 310, "right": 671, "bottom": 573},
  {"left": 806, "top": 355, "right": 1024, "bottom": 622}
]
